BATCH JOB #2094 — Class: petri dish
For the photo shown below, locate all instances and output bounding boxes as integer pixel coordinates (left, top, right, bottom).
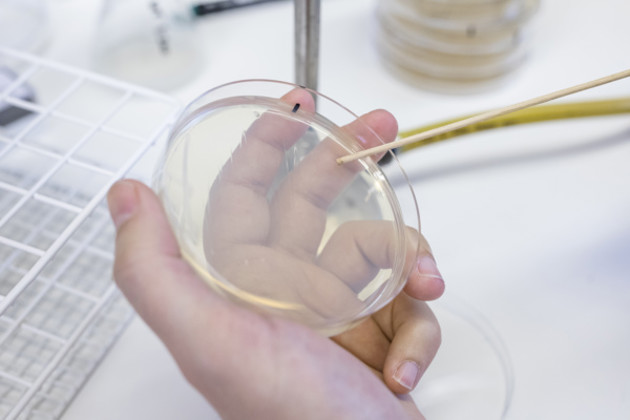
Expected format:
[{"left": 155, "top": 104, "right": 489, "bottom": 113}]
[
  {"left": 390, "top": 0, "right": 536, "bottom": 35},
  {"left": 413, "top": 292, "right": 514, "bottom": 419},
  {"left": 154, "top": 80, "right": 419, "bottom": 336},
  {"left": 374, "top": 0, "right": 540, "bottom": 92}
]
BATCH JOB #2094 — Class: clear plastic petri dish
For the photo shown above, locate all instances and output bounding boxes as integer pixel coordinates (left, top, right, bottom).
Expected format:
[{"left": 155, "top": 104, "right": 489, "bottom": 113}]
[
  {"left": 378, "top": 2, "right": 534, "bottom": 56},
  {"left": 413, "top": 293, "right": 514, "bottom": 419},
  {"left": 376, "top": 25, "right": 527, "bottom": 78},
  {"left": 374, "top": 0, "right": 539, "bottom": 92},
  {"left": 388, "top": 0, "right": 536, "bottom": 34},
  {"left": 154, "top": 80, "right": 419, "bottom": 336}
]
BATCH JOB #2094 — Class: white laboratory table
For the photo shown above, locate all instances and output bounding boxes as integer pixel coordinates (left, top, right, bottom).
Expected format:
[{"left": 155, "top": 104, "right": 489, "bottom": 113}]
[{"left": 33, "top": 0, "right": 630, "bottom": 418}]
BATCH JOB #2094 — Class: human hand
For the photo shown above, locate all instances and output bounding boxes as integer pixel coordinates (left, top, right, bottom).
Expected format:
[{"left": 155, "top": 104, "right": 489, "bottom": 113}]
[
  {"left": 202, "top": 88, "right": 443, "bottom": 330},
  {"left": 107, "top": 89, "right": 444, "bottom": 419}
]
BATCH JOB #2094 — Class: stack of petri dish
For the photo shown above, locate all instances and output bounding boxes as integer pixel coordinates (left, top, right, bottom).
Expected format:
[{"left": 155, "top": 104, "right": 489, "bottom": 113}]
[{"left": 374, "top": 0, "right": 540, "bottom": 92}]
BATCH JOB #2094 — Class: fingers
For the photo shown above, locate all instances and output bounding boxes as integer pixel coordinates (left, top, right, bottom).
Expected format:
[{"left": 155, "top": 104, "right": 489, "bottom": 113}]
[
  {"left": 210, "top": 244, "right": 364, "bottom": 327},
  {"left": 331, "top": 317, "right": 390, "bottom": 371},
  {"left": 217, "top": 88, "right": 316, "bottom": 190},
  {"left": 378, "top": 294, "right": 441, "bottom": 395},
  {"left": 321, "top": 219, "right": 444, "bottom": 394},
  {"left": 267, "top": 109, "right": 398, "bottom": 258},
  {"left": 359, "top": 366, "right": 426, "bottom": 419},
  {"left": 317, "top": 220, "right": 416, "bottom": 293},
  {"left": 321, "top": 221, "right": 443, "bottom": 395},
  {"left": 204, "top": 88, "right": 316, "bottom": 250},
  {"left": 404, "top": 231, "right": 445, "bottom": 301},
  {"left": 317, "top": 221, "right": 444, "bottom": 302}
]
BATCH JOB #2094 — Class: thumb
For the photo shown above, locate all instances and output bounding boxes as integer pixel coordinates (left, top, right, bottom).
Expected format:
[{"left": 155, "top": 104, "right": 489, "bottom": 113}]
[
  {"left": 107, "top": 179, "right": 224, "bottom": 343},
  {"left": 108, "top": 179, "right": 270, "bottom": 410}
]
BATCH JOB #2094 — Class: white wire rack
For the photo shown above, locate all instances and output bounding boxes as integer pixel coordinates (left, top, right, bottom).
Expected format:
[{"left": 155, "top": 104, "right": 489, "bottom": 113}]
[{"left": 0, "top": 47, "right": 181, "bottom": 419}]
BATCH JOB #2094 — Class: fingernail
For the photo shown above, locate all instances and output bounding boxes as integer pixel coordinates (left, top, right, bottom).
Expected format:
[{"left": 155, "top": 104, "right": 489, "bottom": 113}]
[
  {"left": 394, "top": 361, "right": 420, "bottom": 390},
  {"left": 107, "top": 180, "right": 138, "bottom": 229},
  {"left": 417, "top": 255, "right": 443, "bottom": 281}
]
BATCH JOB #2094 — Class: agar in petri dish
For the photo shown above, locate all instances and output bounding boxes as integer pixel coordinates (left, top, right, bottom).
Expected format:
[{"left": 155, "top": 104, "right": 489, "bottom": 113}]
[
  {"left": 374, "top": 0, "right": 540, "bottom": 92},
  {"left": 154, "top": 80, "right": 419, "bottom": 336}
]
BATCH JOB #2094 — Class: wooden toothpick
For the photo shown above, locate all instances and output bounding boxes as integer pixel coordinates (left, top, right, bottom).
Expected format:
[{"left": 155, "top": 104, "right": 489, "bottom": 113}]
[{"left": 336, "top": 68, "right": 630, "bottom": 165}]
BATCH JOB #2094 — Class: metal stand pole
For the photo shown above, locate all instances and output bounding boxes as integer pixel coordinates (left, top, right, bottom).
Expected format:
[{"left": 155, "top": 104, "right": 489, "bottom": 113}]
[{"left": 294, "top": 0, "right": 320, "bottom": 91}]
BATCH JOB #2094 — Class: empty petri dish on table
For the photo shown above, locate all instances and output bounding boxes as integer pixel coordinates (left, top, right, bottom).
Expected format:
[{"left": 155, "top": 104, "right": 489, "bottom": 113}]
[
  {"left": 413, "top": 293, "right": 515, "bottom": 419},
  {"left": 154, "top": 79, "right": 419, "bottom": 336}
]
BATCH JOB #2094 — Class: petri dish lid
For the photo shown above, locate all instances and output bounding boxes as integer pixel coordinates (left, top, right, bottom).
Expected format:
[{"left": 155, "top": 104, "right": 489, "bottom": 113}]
[
  {"left": 384, "top": 0, "right": 540, "bottom": 36},
  {"left": 413, "top": 292, "right": 514, "bottom": 419},
  {"left": 376, "top": 4, "right": 530, "bottom": 56},
  {"left": 154, "top": 80, "right": 419, "bottom": 336},
  {"left": 376, "top": 24, "right": 528, "bottom": 80}
]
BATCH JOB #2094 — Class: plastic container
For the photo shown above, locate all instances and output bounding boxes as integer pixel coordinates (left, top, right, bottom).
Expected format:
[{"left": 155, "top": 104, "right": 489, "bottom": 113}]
[
  {"left": 153, "top": 79, "right": 419, "bottom": 336},
  {"left": 374, "top": 0, "right": 540, "bottom": 92},
  {"left": 91, "top": 0, "right": 203, "bottom": 91},
  {"left": 0, "top": 0, "right": 51, "bottom": 54}
]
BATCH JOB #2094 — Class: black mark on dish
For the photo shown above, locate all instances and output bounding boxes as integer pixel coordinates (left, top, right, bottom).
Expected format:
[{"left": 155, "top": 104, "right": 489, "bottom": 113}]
[{"left": 292, "top": 103, "right": 300, "bottom": 113}]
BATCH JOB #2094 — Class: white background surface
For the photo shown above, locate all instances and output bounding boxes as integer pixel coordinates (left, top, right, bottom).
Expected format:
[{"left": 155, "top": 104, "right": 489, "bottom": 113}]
[{"left": 23, "top": 0, "right": 630, "bottom": 418}]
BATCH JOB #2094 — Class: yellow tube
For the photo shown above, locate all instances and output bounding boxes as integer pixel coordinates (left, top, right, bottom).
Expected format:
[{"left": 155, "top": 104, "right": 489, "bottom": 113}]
[{"left": 397, "top": 97, "right": 630, "bottom": 153}]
